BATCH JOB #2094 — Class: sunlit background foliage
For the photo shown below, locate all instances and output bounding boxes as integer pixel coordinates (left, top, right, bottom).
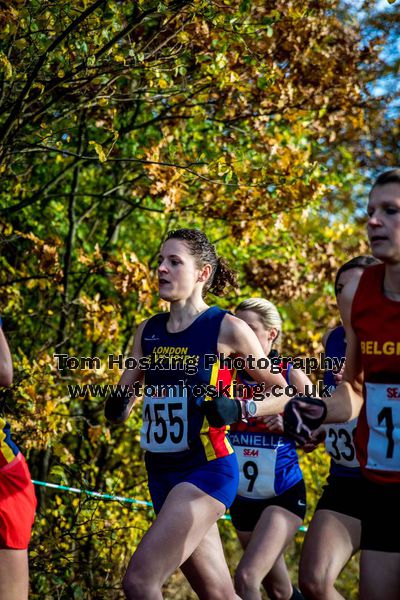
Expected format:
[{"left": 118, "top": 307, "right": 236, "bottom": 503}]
[{"left": 0, "top": 0, "right": 398, "bottom": 597}]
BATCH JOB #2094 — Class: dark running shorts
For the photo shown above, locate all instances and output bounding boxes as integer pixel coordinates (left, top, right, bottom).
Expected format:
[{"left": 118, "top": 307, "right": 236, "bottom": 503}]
[
  {"left": 359, "top": 476, "right": 400, "bottom": 553},
  {"left": 146, "top": 451, "right": 239, "bottom": 514},
  {"left": 229, "top": 478, "right": 306, "bottom": 532},
  {"left": 315, "top": 474, "right": 363, "bottom": 521}
]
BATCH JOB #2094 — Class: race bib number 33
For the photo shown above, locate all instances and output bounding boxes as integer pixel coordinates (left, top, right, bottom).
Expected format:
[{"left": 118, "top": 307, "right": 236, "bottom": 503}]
[
  {"left": 325, "top": 419, "right": 359, "bottom": 468},
  {"left": 365, "top": 382, "right": 400, "bottom": 471},
  {"left": 140, "top": 386, "right": 189, "bottom": 453}
]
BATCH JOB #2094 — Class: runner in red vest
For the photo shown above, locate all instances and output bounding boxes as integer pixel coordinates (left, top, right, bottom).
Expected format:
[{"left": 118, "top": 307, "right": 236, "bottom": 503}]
[
  {"left": 284, "top": 169, "right": 400, "bottom": 599},
  {"left": 299, "top": 256, "right": 378, "bottom": 600},
  {"left": 0, "top": 319, "right": 36, "bottom": 600}
]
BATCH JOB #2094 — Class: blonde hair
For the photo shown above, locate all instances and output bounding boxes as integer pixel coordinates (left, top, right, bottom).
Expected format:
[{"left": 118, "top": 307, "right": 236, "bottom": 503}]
[{"left": 235, "top": 298, "right": 282, "bottom": 351}]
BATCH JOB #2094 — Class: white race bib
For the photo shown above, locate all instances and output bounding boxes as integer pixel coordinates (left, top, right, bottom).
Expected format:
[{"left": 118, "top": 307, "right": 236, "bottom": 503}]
[
  {"left": 230, "top": 433, "right": 279, "bottom": 499},
  {"left": 324, "top": 419, "right": 359, "bottom": 468},
  {"left": 140, "top": 385, "right": 189, "bottom": 452},
  {"left": 365, "top": 382, "right": 400, "bottom": 472}
]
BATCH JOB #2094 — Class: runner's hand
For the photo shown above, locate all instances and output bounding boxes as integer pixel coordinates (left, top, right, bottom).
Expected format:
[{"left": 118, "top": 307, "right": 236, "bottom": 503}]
[
  {"left": 302, "top": 428, "right": 327, "bottom": 453},
  {"left": 200, "top": 396, "right": 242, "bottom": 427},
  {"left": 283, "top": 396, "right": 327, "bottom": 445},
  {"left": 263, "top": 414, "right": 284, "bottom": 433},
  {"left": 104, "top": 387, "right": 133, "bottom": 424}
]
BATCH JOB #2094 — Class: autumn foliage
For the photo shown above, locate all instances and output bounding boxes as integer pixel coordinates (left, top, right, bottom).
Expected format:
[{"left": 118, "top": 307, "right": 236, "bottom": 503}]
[{"left": 0, "top": 0, "right": 397, "bottom": 597}]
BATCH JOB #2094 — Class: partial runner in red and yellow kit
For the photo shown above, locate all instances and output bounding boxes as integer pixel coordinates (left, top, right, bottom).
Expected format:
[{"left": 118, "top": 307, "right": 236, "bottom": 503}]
[{"left": 0, "top": 319, "right": 36, "bottom": 600}]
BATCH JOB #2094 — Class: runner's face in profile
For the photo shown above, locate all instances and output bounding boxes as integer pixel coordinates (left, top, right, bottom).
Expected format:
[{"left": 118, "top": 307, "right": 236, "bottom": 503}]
[
  {"left": 235, "top": 309, "right": 273, "bottom": 355},
  {"left": 158, "top": 239, "right": 203, "bottom": 301},
  {"left": 367, "top": 183, "right": 400, "bottom": 264},
  {"left": 335, "top": 268, "right": 364, "bottom": 316}
]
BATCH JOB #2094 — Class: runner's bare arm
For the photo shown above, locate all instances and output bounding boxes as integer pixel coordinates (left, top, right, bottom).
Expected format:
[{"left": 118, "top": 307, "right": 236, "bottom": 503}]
[
  {"left": 289, "top": 367, "right": 313, "bottom": 395},
  {"left": 324, "top": 324, "right": 364, "bottom": 423},
  {"left": 118, "top": 320, "right": 147, "bottom": 389},
  {"left": 262, "top": 367, "right": 313, "bottom": 432},
  {"left": 0, "top": 327, "right": 13, "bottom": 387},
  {"left": 105, "top": 320, "right": 147, "bottom": 423},
  {"left": 218, "top": 314, "right": 290, "bottom": 415},
  {"left": 324, "top": 278, "right": 364, "bottom": 423}
]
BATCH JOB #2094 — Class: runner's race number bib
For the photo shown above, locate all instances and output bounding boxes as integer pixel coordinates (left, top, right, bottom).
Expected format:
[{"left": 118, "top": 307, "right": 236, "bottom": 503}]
[
  {"left": 232, "top": 443, "right": 277, "bottom": 499},
  {"left": 140, "top": 386, "right": 189, "bottom": 452},
  {"left": 365, "top": 382, "right": 400, "bottom": 471},
  {"left": 325, "top": 419, "right": 359, "bottom": 468}
]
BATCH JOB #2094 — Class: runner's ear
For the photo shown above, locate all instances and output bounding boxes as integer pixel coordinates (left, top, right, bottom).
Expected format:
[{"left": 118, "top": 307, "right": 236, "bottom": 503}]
[{"left": 197, "top": 263, "right": 212, "bottom": 284}]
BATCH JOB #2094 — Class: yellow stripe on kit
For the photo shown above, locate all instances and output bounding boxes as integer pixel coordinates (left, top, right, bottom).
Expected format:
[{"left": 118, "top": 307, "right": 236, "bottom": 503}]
[
  {"left": 200, "top": 362, "right": 236, "bottom": 460},
  {"left": 0, "top": 418, "right": 16, "bottom": 464},
  {"left": 220, "top": 368, "right": 236, "bottom": 455},
  {"left": 200, "top": 361, "right": 220, "bottom": 460},
  {"left": 204, "top": 361, "right": 220, "bottom": 403}
]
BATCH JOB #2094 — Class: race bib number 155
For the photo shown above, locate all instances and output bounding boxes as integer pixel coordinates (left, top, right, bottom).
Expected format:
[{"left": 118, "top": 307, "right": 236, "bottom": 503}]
[{"left": 140, "top": 386, "right": 189, "bottom": 453}]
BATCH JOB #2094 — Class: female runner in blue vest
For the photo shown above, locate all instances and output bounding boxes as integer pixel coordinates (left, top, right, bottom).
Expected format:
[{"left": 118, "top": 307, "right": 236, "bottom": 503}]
[
  {"left": 105, "top": 229, "right": 291, "bottom": 600},
  {"left": 229, "top": 298, "right": 310, "bottom": 600}
]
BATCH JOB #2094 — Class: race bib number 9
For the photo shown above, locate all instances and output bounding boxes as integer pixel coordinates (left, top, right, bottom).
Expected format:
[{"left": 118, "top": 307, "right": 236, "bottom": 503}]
[
  {"left": 365, "top": 382, "right": 400, "bottom": 471},
  {"left": 140, "top": 386, "right": 189, "bottom": 453},
  {"left": 233, "top": 444, "right": 277, "bottom": 500}
]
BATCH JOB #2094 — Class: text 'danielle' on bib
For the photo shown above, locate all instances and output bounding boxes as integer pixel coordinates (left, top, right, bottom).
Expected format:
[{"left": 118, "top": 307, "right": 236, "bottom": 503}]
[{"left": 231, "top": 433, "right": 278, "bottom": 499}]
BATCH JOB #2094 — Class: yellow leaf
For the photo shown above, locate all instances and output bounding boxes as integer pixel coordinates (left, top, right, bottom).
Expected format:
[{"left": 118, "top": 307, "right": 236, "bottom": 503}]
[
  {"left": 89, "top": 141, "right": 107, "bottom": 163},
  {"left": 177, "top": 31, "right": 190, "bottom": 43},
  {"left": 14, "top": 39, "right": 27, "bottom": 50},
  {"left": 45, "top": 400, "right": 55, "bottom": 415},
  {"left": 0, "top": 52, "right": 12, "bottom": 79}
]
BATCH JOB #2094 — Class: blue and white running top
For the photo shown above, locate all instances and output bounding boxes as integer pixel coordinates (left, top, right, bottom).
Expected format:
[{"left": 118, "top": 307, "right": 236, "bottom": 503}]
[{"left": 229, "top": 363, "right": 303, "bottom": 500}]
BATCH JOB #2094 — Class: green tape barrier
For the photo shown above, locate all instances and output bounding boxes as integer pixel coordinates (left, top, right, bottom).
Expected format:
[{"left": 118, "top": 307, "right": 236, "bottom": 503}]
[{"left": 31, "top": 480, "right": 308, "bottom": 531}]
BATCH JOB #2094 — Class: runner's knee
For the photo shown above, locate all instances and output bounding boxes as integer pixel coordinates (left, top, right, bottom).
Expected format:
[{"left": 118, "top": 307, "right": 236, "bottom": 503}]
[
  {"left": 122, "top": 570, "right": 159, "bottom": 600},
  {"left": 299, "top": 569, "right": 335, "bottom": 600},
  {"left": 265, "top": 580, "right": 294, "bottom": 600},
  {"left": 200, "top": 585, "right": 237, "bottom": 600},
  {"left": 235, "top": 564, "right": 261, "bottom": 596}
]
